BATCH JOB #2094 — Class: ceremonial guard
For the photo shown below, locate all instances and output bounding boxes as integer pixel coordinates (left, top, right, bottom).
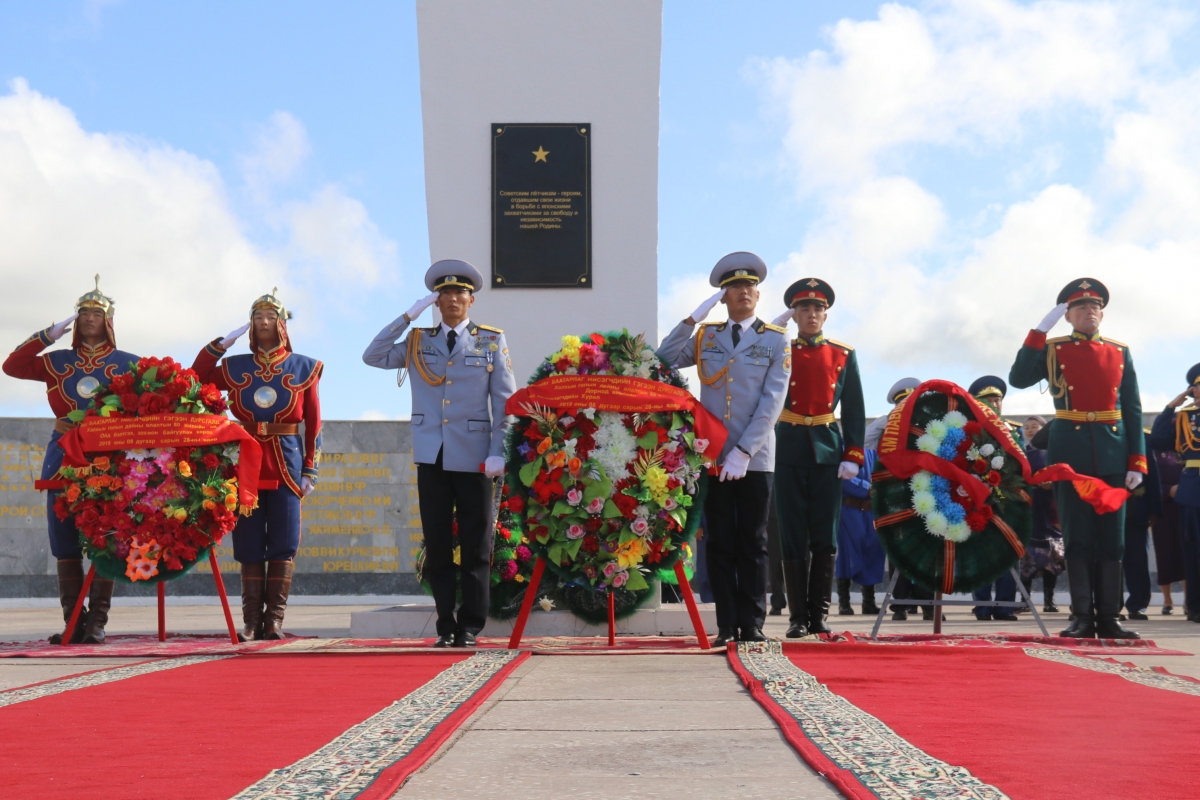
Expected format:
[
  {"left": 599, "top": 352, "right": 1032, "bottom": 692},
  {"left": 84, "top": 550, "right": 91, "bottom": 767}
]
[
  {"left": 1009, "top": 278, "right": 1146, "bottom": 638},
  {"left": 2, "top": 277, "right": 138, "bottom": 643},
  {"left": 1148, "top": 364, "right": 1200, "bottom": 623},
  {"left": 772, "top": 279, "right": 865, "bottom": 637},
  {"left": 968, "top": 376, "right": 1019, "bottom": 622},
  {"left": 363, "top": 261, "right": 515, "bottom": 647},
  {"left": 192, "top": 290, "right": 322, "bottom": 641},
  {"left": 658, "top": 253, "right": 790, "bottom": 646}
]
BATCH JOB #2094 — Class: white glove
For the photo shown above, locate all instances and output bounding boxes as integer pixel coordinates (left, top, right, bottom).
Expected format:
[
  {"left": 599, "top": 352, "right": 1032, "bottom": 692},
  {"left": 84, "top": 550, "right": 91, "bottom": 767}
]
[
  {"left": 405, "top": 292, "right": 439, "bottom": 322},
  {"left": 688, "top": 288, "right": 726, "bottom": 324},
  {"left": 48, "top": 315, "right": 77, "bottom": 342},
  {"left": 484, "top": 456, "right": 506, "bottom": 478},
  {"left": 718, "top": 447, "right": 750, "bottom": 482},
  {"left": 837, "top": 461, "right": 860, "bottom": 480},
  {"left": 1125, "top": 471, "right": 1143, "bottom": 491},
  {"left": 1035, "top": 303, "right": 1069, "bottom": 333},
  {"left": 219, "top": 322, "right": 251, "bottom": 350},
  {"left": 301, "top": 476, "right": 316, "bottom": 497},
  {"left": 771, "top": 309, "right": 793, "bottom": 328}
]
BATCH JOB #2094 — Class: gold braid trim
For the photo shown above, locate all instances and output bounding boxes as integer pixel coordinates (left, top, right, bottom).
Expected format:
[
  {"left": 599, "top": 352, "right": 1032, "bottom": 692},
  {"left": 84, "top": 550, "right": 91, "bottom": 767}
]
[
  {"left": 407, "top": 329, "right": 445, "bottom": 386},
  {"left": 1176, "top": 406, "right": 1199, "bottom": 454},
  {"left": 1045, "top": 344, "right": 1068, "bottom": 401},
  {"left": 693, "top": 325, "right": 729, "bottom": 387}
]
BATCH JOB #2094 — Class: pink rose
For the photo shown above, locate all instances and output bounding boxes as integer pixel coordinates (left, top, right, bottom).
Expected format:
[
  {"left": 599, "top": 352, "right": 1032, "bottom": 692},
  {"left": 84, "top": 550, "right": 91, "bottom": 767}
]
[
  {"left": 586, "top": 497, "right": 604, "bottom": 514},
  {"left": 693, "top": 438, "right": 709, "bottom": 454},
  {"left": 663, "top": 497, "right": 678, "bottom": 510},
  {"left": 567, "top": 487, "right": 583, "bottom": 506},
  {"left": 603, "top": 562, "right": 618, "bottom": 578},
  {"left": 611, "top": 570, "right": 628, "bottom": 588},
  {"left": 630, "top": 518, "right": 649, "bottom": 536},
  {"left": 567, "top": 524, "right": 586, "bottom": 540}
]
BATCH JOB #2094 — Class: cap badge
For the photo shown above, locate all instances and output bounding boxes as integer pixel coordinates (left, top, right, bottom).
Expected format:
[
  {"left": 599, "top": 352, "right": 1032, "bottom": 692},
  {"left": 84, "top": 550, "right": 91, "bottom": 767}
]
[
  {"left": 446, "top": 275, "right": 457, "bottom": 283},
  {"left": 806, "top": 279, "right": 819, "bottom": 287},
  {"left": 735, "top": 269, "right": 747, "bottom": 277},
  {"left": 808, "top": 292, "right": 816, "bottom": 297},
  {"left": 1079, "top": 280, "right": 1092, "bottom": 289}
]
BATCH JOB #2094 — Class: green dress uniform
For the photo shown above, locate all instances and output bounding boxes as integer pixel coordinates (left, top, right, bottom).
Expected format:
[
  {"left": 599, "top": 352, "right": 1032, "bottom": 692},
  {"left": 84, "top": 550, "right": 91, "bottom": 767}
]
[
  {"left": 1008, "top": 278, "right": 1146, "bottom": 639},
  {"left": 773, "top": 279, "right": 865, "bottom": 636}
]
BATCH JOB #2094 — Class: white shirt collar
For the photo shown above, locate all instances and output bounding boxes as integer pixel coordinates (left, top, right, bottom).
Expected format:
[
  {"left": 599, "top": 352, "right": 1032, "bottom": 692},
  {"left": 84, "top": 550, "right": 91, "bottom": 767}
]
[
  {"left": 729, "top": 317, "right": 754, "bottom": 333},
  {"left": 440, "top": 319, "right": 470, "bottom": 337}
]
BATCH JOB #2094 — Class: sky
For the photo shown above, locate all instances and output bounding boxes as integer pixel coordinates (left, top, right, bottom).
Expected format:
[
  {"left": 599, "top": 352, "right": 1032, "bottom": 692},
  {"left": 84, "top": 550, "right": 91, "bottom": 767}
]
[{"left": 2, "top": 0, "right": 1200, "bottom": 420}]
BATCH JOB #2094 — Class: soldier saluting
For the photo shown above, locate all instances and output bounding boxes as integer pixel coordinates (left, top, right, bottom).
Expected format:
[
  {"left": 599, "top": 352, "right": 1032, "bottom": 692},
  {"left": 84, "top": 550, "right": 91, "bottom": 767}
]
[
  {"left": 364, "top": 261, "right": 516, "bottom": 647},
  {"left": 3, "top": 278, "right": 138, "bottom": 644},
  {"left": 773, "top": 279, "right": 865, "bottom": 638},
  {"left": 1009, "top": 278, "right": 1146, "bottom": 639},
  {"left": 659, "top": 253, "right": 790, "bottom": 646}
]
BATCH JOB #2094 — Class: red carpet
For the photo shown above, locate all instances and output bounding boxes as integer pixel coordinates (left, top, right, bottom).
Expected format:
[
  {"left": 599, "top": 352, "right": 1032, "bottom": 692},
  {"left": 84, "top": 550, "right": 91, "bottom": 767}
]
[
  {"left": 0, "top": 633, "right": 297, "bottom": 658},
  {"left": 828, "top": 630, "right": 1191, "bottom": 654},
  {"left": 0, "top": 650, "right": 526, "bottom": 799},
  {"left": 731, "top": 642, "right": 1200, "bottom": 800}
]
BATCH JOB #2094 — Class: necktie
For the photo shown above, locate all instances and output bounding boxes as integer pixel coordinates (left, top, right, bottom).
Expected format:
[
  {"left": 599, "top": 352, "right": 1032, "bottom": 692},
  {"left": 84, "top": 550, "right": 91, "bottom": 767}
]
[
  {"left": 731, "top": 323, "right": 740, "bottom": 348},
  {"left": 446, "top": 329, "right": 457, "bottom": 354}
]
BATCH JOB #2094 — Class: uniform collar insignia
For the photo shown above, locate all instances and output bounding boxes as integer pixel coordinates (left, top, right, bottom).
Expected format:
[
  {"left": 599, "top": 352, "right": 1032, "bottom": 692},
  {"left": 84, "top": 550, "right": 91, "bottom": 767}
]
[
  {"left": 797, "top": 333, "right": 826, "bottom": 347},
  {"left": 1070, "top": 330, "right": 1102, "bottom": 342}
]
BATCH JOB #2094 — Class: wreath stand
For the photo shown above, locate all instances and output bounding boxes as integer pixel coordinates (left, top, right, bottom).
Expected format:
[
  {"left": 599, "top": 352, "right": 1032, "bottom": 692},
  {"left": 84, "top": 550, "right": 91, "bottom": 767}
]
[
  {"left": 59, "top": 548, "right": 241, "bottom": 646},
  {"left": 507, "top": 557, "right": 711, "bottom": 650},
  {"left": 869, "top": 565, "right": 1048, "bottom": 637}
]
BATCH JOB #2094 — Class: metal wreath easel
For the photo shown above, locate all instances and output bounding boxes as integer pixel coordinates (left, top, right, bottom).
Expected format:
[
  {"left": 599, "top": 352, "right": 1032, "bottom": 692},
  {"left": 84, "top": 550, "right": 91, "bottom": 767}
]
[{"left": 870, "top": 565, "right": 1049, "bottom": 637}]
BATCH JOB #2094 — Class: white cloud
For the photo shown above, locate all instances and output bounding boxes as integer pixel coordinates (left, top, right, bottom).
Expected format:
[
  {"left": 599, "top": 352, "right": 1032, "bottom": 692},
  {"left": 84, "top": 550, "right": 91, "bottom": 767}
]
[
  {"left": 283, "top": 185, "right": 395, "bottom": 289},
  {"left": 240, "top": 111, "right": 311, "bottom": 199}
]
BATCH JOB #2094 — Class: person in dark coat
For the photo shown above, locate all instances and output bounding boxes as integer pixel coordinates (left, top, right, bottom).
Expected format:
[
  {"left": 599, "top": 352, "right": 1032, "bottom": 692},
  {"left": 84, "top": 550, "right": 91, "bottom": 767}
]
[
  {"left": 1123, "top": 430, "right": 1163, "bottom": 619},
  {"left": 1152, "top": 449, "right": 1189, "bottom": 614},
  {"left": 1019, "top": 416, "right": 1065, "bottom": 612}
]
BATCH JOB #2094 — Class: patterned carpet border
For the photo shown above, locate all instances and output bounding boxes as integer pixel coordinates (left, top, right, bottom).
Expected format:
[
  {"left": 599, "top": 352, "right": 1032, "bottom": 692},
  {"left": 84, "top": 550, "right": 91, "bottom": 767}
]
[
  {"left": 231, "top": 649, "right": 526, "bottom": 799},
  {"left": 264, "top": 636, "right": 716, "bottom": 654},
  {"left": 732, "top": 641, "right": 1008, "bottom": 800},
  {"left": 0, "top": 655, "right": 232, "bottom": 708},
  {"left": 1023, "top": 648, "right": 1200, "bottom": 696}
]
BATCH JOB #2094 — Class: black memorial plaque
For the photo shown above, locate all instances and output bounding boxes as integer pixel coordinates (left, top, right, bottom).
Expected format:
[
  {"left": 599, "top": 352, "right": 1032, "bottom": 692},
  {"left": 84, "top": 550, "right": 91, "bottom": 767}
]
[{"left": 492, "top": 123, "right": 591, "bottom": 289}]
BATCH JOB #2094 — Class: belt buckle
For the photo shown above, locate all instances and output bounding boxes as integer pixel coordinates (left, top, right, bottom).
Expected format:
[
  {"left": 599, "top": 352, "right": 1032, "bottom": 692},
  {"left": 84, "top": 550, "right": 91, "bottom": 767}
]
[
  {"left": 257, "top": 422, "right": 269, "bottom": 436},
  {"left": 1085, "top": 411, "right": 1097, "bottom": 422},
  {"left": 804, "top": 416, "right": 813, "bottom": 425}
]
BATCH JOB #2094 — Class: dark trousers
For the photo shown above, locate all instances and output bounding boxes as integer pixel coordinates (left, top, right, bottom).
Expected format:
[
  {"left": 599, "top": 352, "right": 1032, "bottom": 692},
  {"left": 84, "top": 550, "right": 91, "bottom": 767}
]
[
  {"left": 972, "top": 571, "right": 1016, "bottom": 619},
  {"left": 1182, "top": 505, "right": 1200, "bottom": 614},
  {"left": 1123, "top": 519, "right": 1152, "bottom": 612},
  {"left": 766, "top": 500, "right": 785, "bottom": 611},
  {"left": 704, "top": 470, "right": 771, "bottom": 632},
  {"left": 774, "top": 463, "right": 841, "bottom": 559},
  {"left": 46, "top": 490, "right": 83, "bottom": 560},
  {"left": 1056, "top": 475, "right": 1126, "bottom": 561},
  {"left": 232, "top": 488, "right": 302, "bottom": 563},
  {"left": 418, "top": 450, "right": 492, "bottom": 637}
]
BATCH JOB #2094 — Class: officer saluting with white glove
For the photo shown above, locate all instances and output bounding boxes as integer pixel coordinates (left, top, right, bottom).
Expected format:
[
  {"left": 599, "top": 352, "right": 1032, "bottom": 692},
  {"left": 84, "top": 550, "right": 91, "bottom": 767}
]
[
  {"left": 363, "top": 260, "right": 516, "bottom": 647},
  {"left": 658, "top": 253, "right": 790, "bottom": 646}
]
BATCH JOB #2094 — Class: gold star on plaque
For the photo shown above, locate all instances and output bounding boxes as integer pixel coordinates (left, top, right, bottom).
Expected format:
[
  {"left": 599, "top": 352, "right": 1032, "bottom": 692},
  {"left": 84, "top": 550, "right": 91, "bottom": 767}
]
[{"left": 532, "top": 146, "right": 549, "bottom": 162}]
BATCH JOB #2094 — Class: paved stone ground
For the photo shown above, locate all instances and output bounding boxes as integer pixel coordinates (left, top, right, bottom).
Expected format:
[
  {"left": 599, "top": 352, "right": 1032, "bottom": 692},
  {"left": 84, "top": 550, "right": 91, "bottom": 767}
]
[{"left": 0, "top": 601, "right": 1196, "bottom": 799}]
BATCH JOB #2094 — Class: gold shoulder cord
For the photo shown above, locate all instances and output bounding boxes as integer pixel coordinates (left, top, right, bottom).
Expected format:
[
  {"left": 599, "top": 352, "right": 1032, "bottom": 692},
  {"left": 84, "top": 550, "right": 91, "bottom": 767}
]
[
  {"left": 694, "top": 325, "right": 729, "bottom": 387},
  {"left": 1044, "top": 345, "right": 1069, "bottom": 403},
  {"left": 408, "top": 329, "right": 445, "bottom": 386},
  {"left": 1176, "top": 407, "right": 1199, "bottom": 454}
]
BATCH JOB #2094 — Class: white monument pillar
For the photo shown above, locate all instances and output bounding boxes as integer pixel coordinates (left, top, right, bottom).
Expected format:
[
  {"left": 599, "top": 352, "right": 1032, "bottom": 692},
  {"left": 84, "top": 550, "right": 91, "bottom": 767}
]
[{"left": 416, "top": 0, "right": 662, "bottom": 382}]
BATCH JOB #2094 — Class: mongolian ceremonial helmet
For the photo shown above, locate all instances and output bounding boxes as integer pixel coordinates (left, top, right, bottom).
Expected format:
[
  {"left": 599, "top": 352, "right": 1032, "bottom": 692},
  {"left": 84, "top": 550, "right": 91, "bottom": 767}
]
[
  {"left": 249, "top": 287, "right": 293, "bottom": 354},
  {"left": 75, "top": 274, "right": 115, "bottom": 319}
]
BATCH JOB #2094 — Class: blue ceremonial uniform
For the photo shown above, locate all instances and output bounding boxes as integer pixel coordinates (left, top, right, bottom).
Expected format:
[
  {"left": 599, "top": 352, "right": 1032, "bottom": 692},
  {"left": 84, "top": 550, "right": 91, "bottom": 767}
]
[
  {"left": 1150, "top": 404, "right": 1200, "bottom": 621},
  {"left": 835, "top": 449, "right": 883, "bottom": 587}
]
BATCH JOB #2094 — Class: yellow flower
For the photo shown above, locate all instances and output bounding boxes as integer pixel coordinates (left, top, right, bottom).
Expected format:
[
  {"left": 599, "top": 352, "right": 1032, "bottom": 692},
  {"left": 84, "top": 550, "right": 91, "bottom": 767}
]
[
  {"left": 177, "top": 461, "right": 192, "bottom": 477},
  {"left": 514, "top": 574, "right": 525, "bottom": 583},
  {"left": 225, "top": 493, "right": 238, "bottom": 509},
  {"left": 643, "top": 465, "right": 669, "bottom": 505},
  {"left": 452, "top": 545, "right": 461, "bottom": 566},
  {"left": 615, "top": 538, "right": 645, "bottom": 569},
  {"left": 172, "top": 508, "right": 187, "bottom": 521},
  {"left": 551, "top": 335, "right": 583, "bottom": 367}
]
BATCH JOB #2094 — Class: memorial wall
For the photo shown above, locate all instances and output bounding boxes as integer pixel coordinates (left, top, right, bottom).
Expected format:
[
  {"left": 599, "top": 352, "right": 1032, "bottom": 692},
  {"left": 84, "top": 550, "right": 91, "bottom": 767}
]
[{"left": 0, "top": 419, "right": 422, "bottom": 597}]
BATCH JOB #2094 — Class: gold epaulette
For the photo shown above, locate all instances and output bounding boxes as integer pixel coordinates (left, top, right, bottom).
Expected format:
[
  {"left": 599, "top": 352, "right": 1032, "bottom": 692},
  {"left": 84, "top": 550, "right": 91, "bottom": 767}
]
[
  {"left": 761, "top": 323, "right": 787, "bottom": 334},
  {"left": 1178, "top": 405, "right": 1200, "bottom": 415},
  {"left": 1046, "top": 336, "right": 1071, "bottom": 344},
  {"left": 827, "top": 338, "right": 854, "bottom": 351},
  {"left": 475, "top": 323, "right": 503, "bottom": 333},
  {"left": 1101, "top": 336, "right": 1127, "bottom": 348}
]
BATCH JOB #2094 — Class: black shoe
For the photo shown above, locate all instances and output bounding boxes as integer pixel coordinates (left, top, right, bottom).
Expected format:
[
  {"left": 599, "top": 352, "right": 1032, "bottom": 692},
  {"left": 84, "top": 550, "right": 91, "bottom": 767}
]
[
  {"left": 1188, "top": 612, "right": 1200, "bottom": 623},
  {"left": 713, "top": 627, "right": 737, "bottom": 647},
  {"left": 452, "top": 631, "right": 477, "bottom": 648},
  {"left": 993, "top": 613, "right": 1019, "bottom": 622},
  {"left": 861, "top": 589, "right": 880, "bottom": 616},
  {"left": 739, "top": 627, "right": 768, "bottom": 642},
  {"left": 1095, "top": 562, "right": 1139, "bottom": 639},
  {"left": 974, "top": 614, "right": 992, "bottom": 622},
  {"left": 892, "top": 609, "right": 908, "bottom": 621},
  {"left": 1128, "top": 609, "right": 1149, "bottom": 621},
  {"left": 768, "top": 607, "right": 784, "bottom": 616},
  {"left": 1161, "top": 606, "right": 1174, "bottom": 615},
  {"left": 785, "top": 622, "right": 807, "bottom": 638},
  {"left": 1044, "top": 603, "right": 1059, "bottom": 613},
  {"left": 433, "top": 634, "right": 454, "bottom": 648}
]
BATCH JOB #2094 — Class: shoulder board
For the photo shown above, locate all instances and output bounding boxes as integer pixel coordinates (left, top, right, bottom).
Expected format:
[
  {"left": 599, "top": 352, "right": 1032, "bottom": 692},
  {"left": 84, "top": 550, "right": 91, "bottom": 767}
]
[
  {"left": 762, "top": 323, "right": 787, "bottom": 334},
  {"left": 1101, "top": 337, "right": 1127, "bottom": 348},
  {"left": 475, "top": 324, "right": 503, "bottom": 333},
  {"left": 1178, "top": 405, "right": 1200, "bottom": 415},
  {"left": 1046, "top": 336, "right": 1071, "bottom": 344},
  {"left": 827, "top": 339, "right": 854, "bottom": 351}
]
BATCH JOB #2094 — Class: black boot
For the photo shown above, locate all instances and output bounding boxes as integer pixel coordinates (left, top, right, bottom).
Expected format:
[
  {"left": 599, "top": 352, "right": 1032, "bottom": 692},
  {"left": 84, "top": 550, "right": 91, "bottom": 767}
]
[
  {"left": 80, "top": 578, "right": 114, "bottom": 644},
  {"left": 1096, "top": 561, "right": 1140, "bottom": 639},
  {"left": 808, "top": 554, "right": 835, "bottom": 635},
  {"left": 1060, "top": 559, "right": 1096, "bottom": 638},
  {"left": 837, "top": 578, "right": 854, "bottom": 615},
  {"left": 48, "top": 559, "right": 88, "bottom": 644},
  {"left": 782, "top": 559, "right": 808, "bottom": 638},
  {"left": 861, "top": 584, "right": 880, "bottom": 615},
  {"left": 1043, "top": 571, "right": 1059, "bottom": 612},
  {"left": 713, "top": 627, "right": 737, "bottom": 647}
]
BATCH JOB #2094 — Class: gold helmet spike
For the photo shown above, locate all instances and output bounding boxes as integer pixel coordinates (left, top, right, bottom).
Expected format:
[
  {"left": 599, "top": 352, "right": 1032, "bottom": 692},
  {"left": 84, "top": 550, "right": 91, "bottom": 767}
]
[
  {"left": 75, "top": 274, "right": 115, "bottom": 319},
  {"left": 250, "top": 286, "right": 292, "bottom": 320}
]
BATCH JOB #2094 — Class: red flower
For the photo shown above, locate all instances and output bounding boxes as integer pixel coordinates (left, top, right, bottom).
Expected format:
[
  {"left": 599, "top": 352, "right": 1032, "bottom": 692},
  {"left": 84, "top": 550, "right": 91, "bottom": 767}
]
[
  {"left": 505, "top": 494, "right": 525, "bottom": 513},
  {"left": 612, "top": 493, "right": 639, "bottom": 519},
  {"left": 202, "top": 453, "right": 220, "bottom": 470},
  {"left": 581, "top": 534, "right": 600, "bottom": 554},
  {"left": 589, "top": 333, "right": 605, "bottom": 346},
  {"left": 986, "top": 471, "right": 1002, "bottom": 486},
  {"left": 973, "top": 458, "right": 989, "bottom": 475},
  {"left": 966, "top": 511, "right": 990, "bottom": 532},
  {"left": 964, "top": 421, "right": 982, "bottom": 437},
  {"left": 137, "top": 391, "right": 169, "bottom": 416}
]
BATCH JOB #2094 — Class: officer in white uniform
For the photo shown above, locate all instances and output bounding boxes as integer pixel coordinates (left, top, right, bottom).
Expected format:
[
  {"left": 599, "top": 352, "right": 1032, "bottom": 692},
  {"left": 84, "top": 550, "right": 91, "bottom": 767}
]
[
  {"left": 658, "top": 253, "right": 790, "bottom": 645},
  {"left": 363, "top": 260, "right": 516, "bottom": 647}
]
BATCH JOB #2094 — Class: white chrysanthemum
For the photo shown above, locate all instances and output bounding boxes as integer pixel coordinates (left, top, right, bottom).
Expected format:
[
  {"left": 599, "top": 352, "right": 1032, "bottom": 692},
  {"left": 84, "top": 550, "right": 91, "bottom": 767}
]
[
  {"left": 990, "top": 455, "right": 1005, "bottom": 470},
  {"left": 966, "top": 446, "right": 980, "bottom": 461},
  {"left": 916, "top": 434, "right": 940, "bottom": 453},
  {"left": 943, "top": 410, "right": 968, "bottom": 429},
  {"left": 926, "top": 420, "right": 948, "bottom": 440},
  {"left": 581, "top": 408, "right": 596, "bottom": 420},
  {"left": 925, "top": 511, "right": 949, "bottom": 537},
  {"left": 591, "top": 412, "right": 637, "bottom": 480},
  {"left": 912, "top": 491, "right": 937, "bottom": 515},
  {"left": 979, "top": 443, "right": 995, "bottom": 456},
  {"left": 909, "top": 472, "right": 933, "bottom": 493},
  {"left": 944, "top": 521, "right": 971, "bottom": 542}
]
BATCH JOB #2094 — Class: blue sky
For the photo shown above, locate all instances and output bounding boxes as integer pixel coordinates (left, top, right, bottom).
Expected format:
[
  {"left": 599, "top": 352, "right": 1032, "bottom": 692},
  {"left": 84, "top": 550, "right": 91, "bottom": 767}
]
[{"left": 2, "top": 1, "right": 1200, "bottom": 419}]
